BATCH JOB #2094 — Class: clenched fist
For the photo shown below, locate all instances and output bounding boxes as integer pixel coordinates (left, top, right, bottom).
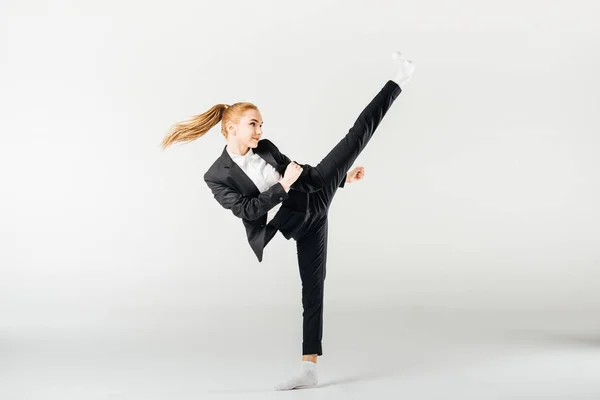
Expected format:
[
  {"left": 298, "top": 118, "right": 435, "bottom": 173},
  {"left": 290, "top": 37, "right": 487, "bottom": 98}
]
[
  {"left": 279, "top": 161, "right": 303, "bottom": 191},
  {"left": 346, "top": 166, "right": 365, "bottom": 184},
  {"left": 283, "top": 161, "right": 303, "bottom": 183}
]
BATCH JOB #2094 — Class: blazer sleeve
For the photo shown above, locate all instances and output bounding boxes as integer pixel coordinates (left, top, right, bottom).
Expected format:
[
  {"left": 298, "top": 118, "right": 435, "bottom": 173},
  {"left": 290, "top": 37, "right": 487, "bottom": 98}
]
[
  {"left": 263, "top": 139, "right": 345, "bottom": 192},
  {"left": 204, "top": 174, "right": 289, "bottom": 221}
]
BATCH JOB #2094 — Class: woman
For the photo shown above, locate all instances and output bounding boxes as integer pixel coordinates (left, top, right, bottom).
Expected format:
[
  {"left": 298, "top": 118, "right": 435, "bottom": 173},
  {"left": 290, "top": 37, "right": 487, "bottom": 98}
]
[{"left": 162, "top": 51, "right": 415, "bottom": 390}]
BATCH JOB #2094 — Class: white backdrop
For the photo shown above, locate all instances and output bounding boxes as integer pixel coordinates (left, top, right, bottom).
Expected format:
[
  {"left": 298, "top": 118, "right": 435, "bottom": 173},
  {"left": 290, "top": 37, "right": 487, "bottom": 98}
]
[{"left": 1, "top": 0, "right": 599, "bottom": 335}]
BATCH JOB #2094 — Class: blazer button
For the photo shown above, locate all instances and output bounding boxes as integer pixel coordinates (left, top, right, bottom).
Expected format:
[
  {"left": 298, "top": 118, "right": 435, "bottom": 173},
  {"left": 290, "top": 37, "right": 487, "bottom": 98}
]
[{"left": 279, "top": 197, "right": 283, "bottom": 201}]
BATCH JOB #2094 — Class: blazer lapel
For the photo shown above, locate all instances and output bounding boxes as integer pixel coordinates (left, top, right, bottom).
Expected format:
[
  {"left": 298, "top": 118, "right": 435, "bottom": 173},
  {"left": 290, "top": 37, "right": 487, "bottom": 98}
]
[
  {"left": 254, "top": 142, "right": 279, "bottom": 170},
  {"left": 218, "top": 141, "right": 283, "bottom": 196}
]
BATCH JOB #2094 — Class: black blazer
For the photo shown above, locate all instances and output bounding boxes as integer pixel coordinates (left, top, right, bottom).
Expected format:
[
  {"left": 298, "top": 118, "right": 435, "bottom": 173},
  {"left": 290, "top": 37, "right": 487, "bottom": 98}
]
[{"left": 203, "top": 138, "right": 345, "bottom": 262}]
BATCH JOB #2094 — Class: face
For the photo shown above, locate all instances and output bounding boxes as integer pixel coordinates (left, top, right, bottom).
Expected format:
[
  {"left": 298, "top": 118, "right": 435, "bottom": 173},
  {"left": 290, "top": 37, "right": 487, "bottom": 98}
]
[{"left": 227, "top": 109, "right": 263, "bottom": 148}]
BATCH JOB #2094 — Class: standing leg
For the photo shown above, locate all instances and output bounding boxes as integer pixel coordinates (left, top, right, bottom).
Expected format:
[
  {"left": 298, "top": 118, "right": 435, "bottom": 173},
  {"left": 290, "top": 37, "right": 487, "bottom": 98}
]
[
  {"left": 296, "top": 213, "right": 328, "bottom": 356},
  {"left": 274, "top": 212, "right": 328, "bottom": 391},
  {"left": 311, "top": 80, "right": 402, "bottom": 213}
]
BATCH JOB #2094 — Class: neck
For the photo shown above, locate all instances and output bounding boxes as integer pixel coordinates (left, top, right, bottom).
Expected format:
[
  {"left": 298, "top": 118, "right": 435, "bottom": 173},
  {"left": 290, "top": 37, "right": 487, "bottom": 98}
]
[{"left": 226, "top": 141, "right": 250, "bottom": 156}]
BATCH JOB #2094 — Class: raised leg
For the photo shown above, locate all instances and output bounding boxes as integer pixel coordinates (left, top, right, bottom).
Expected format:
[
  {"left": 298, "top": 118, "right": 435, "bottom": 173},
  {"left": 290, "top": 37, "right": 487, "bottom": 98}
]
[{"left": 311, "top": 80, "right": 402, "bottom": 213}]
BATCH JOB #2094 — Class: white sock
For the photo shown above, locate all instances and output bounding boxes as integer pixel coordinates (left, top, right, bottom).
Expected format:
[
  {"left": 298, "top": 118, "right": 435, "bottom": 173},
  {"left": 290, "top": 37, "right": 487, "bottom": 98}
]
[
  {"left": 274, "top": 361, "right": 318, "bottom": 391},
  {"left": 391, "top": 51, "right": 416, "bottom": 87}
]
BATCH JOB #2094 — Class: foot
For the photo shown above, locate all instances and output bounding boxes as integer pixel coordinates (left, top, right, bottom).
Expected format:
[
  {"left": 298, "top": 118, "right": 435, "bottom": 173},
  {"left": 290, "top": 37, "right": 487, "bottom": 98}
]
[
  {"left": 391, "top": 51, "right": 415, "bottom": 87},
  {"left": 274, "top": 361, "right": 318, "bottom": 390}
]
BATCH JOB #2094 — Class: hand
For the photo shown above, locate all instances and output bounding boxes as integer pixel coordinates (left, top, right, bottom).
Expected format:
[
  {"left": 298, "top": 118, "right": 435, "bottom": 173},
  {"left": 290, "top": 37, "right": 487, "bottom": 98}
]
[
  {"left": 280, "top": 161, "right": 303, "bottom": 189},
  {"left": 346, "top": 166, "right": 365, "bottom": 184}
]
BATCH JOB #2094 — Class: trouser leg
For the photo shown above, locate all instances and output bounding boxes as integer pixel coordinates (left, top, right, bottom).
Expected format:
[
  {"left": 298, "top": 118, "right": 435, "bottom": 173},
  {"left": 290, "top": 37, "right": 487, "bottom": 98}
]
[
  {"left": 295, "top": 213, "right": 328, "bottom": 356},
  {"left": 311, "top": 80, "right": 402, "bottom": 213}
]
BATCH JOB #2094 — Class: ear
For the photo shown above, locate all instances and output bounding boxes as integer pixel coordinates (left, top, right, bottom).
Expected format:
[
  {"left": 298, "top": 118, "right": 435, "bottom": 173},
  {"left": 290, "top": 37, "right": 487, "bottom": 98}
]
[{"left": 225, "top": 121, "right": 235, "bottom": 135}]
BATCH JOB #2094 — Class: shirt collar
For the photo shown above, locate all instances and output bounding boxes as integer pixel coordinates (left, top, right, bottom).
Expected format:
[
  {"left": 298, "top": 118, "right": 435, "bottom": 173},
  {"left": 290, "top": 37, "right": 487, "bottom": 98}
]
[{"left": 226, "top": 147, "right": 258, "bottom": 168}]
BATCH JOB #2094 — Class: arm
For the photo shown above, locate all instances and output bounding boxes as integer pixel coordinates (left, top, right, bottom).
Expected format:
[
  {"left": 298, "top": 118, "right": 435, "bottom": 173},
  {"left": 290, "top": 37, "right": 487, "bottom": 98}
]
[{"left": 204, "top": 175, "right": 289, "bottom": 221}]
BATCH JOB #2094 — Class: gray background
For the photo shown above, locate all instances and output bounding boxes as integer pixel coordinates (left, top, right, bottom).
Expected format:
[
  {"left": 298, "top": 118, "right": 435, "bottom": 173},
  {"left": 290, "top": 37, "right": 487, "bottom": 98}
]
[{"left": 1, "top": 0, "right": 599, "bottom": 398}]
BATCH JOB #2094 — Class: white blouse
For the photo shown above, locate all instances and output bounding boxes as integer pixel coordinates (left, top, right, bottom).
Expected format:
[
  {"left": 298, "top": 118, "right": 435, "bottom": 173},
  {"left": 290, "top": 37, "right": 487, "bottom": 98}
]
[{"left": 226, "top": 147, "right": 284, "bottom": 224}]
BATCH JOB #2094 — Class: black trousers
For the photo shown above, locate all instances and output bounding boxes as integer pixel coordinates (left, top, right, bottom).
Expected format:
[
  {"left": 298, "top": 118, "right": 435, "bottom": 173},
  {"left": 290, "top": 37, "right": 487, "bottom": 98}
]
[{"left": 291, "top": 80, "right": 402, "bottom": 355}]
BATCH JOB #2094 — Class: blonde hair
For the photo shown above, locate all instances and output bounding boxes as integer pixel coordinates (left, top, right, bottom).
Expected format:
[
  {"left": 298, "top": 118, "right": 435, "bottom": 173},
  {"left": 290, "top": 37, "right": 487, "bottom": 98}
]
[{"left": 161, "top": 102, "right": 258, "bottom": 149}]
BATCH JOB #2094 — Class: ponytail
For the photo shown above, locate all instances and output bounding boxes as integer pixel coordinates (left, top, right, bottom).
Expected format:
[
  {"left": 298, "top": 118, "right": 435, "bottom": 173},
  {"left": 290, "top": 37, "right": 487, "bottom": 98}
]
[
  {"left": 161, "top": 104, "right": 229, "bottom": 149},
  {"left": 161, "top": 102, "right": 258, "bottom": 150}
]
